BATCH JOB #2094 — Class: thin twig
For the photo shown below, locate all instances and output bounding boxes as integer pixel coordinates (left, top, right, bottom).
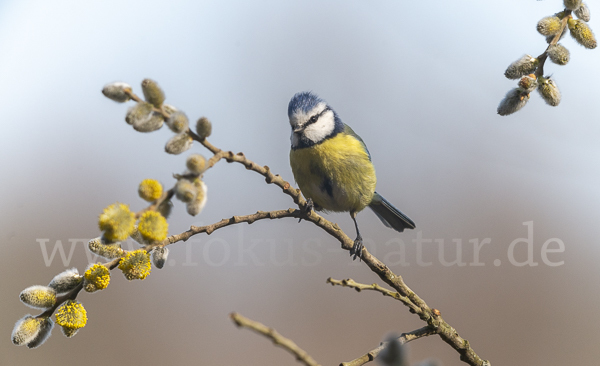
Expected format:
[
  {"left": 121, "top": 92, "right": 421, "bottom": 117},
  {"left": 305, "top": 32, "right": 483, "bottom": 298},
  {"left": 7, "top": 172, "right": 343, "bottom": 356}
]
[
  {"left": 326, "top": 278, "right": 421, "bottom": 314},
  {"left": 230, "top": 312, "right": 321, "bottom": 366},
  {"left": 340, "top": 326, "right": 437, "bottom": 366}
]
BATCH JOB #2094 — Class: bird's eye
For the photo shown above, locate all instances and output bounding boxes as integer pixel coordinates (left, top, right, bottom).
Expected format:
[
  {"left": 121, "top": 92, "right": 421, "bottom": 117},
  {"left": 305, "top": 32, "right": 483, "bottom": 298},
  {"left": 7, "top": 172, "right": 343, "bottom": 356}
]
[{"left": 309, "top": 115, "right": 318, "bottom": 124}]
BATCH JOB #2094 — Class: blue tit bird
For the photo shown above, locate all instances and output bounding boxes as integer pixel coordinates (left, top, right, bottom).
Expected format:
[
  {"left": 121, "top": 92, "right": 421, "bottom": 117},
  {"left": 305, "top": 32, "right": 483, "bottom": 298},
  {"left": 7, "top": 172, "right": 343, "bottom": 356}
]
[{"left": 287, "top": 91, "right": 415, "bottom": 260}]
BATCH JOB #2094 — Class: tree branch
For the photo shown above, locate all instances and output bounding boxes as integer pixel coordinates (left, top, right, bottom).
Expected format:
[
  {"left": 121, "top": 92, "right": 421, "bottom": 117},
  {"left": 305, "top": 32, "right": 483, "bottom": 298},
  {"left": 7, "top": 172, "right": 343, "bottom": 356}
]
[
  {"left": 230, "top": 312, "right": 321, "bottom": 366},
  {"left": 132, "top": 133, "right": 489, "bottom": 365},
  {"left": 101, "top": 89, "right": 488, "bottom": 365},
  {"left": 190, "top": 132, "right": 308, "bottom": 208},
  {"left": 340, "top": 326, "right": 437, "bottom": 366},
  {"left": 326, "top": 277, "right": 421, "bottom": 315}
]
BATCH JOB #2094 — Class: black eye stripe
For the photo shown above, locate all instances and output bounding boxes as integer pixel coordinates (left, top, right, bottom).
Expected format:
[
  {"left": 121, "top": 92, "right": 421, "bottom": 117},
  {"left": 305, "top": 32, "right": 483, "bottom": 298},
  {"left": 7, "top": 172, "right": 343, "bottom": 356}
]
[{"left": 304, "top": 107, "right": 331, "bottom": 128}]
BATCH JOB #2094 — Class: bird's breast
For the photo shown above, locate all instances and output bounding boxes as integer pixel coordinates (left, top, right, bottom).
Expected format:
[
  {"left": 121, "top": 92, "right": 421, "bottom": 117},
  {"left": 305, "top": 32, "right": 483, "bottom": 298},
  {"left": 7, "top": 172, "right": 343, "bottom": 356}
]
[{"left": 289, "top": 133, "right": 376, "bottom": 213}]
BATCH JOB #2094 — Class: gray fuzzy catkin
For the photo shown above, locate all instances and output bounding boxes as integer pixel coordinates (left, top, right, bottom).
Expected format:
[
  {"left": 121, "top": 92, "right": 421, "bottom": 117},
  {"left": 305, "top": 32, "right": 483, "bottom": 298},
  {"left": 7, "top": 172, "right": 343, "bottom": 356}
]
[
  {"left": 133, "top": 112, "right": 164, "bottom": 133},
  {"left": 538, "top": 77, "right": 561, "bottom": 106},
  {"left": 537, "top": 16, "right": 562, "bottom": 36},
  {"left": 26, "top": 318, "right": 54, "bottom": 349},
  {"left": 141, "top": 79, "right": 165, "bottom": 108},
  {"left": 504, "top": 55, "right": 538, "bottom": 79},
  {"left": 547, "top": 44, "right": 570, "bottom": 65},
  {"left": 152, "top": 247, "right": 169, "bottom": 269},
  {"left": 498, "top": 88, "right": 530, "bottom": 116},
  {"left": 165, "top": 133, "right": 193, "bottom": 155},
  {"left": 102, "top": 82, "right": 131, "bottom": 103},
  {"left": 575, "top": 3, "right": 590, "bottom": 22},
  {"left": 48, "top": 268, "right": 83, "bottom": 294},
  {"left": 564, "top": 0, "right": 583, "bottom": 11}
]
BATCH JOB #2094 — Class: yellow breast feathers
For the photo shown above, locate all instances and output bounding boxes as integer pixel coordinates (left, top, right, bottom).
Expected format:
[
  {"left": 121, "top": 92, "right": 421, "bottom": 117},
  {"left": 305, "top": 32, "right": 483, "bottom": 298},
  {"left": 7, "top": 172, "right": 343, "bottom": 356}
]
[{"left": 290, "top": 133, "right": 376, "bottom": 213}]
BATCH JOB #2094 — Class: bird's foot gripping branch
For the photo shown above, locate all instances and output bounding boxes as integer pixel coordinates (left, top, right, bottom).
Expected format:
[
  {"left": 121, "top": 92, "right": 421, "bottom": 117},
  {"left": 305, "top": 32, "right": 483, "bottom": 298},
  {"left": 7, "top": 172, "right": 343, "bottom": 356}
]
[{"left": 11, "top": 79, "right": 489, "bottom": 366}]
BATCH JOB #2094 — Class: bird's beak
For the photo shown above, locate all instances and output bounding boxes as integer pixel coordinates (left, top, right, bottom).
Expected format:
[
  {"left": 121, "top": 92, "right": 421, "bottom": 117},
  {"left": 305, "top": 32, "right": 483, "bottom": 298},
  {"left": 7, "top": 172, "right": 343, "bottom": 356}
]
[{"left": 293, "top": 126, "right": 304, "bottom": 134}]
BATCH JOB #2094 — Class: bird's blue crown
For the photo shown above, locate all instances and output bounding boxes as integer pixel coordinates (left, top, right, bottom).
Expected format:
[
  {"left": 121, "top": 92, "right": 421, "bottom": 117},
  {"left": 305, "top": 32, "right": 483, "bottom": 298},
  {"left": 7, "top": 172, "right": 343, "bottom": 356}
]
[{"left": 288, "top": 91, "right": 325, "bottom": 118}]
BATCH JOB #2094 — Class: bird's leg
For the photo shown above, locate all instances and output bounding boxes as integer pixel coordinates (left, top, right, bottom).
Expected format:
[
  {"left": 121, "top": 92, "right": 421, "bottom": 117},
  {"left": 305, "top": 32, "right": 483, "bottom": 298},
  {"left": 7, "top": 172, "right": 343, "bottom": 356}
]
[
  {"left": 299, "top": 198, "right": 314, "bottom": 223},
  {"left": 349, "top": 212, "right": 363, "bottom": 261}
]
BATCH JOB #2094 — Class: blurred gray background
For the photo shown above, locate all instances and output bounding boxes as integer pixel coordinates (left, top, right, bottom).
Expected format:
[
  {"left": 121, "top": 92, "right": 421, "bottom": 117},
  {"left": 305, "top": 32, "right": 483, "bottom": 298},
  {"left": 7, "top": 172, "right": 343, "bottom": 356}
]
[{"left": 1, "top": 0, "right": 599, "bottom": 365}]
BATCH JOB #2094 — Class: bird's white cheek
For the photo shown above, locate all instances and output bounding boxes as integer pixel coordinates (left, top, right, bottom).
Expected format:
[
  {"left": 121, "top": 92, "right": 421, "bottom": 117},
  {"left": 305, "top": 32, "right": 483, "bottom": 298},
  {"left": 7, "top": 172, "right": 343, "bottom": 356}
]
[{"left": 303, "top": 119, "right": 333, "bottom": 143}]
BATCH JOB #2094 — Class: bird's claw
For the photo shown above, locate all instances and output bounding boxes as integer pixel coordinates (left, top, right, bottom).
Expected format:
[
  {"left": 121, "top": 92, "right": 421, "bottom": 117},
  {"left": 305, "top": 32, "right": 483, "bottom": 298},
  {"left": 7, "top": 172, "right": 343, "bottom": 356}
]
[
  {"left": 350, "top": 235, "right": 363, "bottom": 261},
  {"left": 298, "top": 198, "right": 314, "bottom": 223}
]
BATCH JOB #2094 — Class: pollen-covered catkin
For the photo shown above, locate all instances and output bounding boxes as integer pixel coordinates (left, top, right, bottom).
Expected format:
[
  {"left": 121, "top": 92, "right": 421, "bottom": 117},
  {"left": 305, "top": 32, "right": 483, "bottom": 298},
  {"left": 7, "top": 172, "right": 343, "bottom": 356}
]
[
  {"left": 118, "top": 249, "right": 152, "bottom": 280},
  {"left": 165, "top": 133, "right": 193, "bottom": 155},
  {"left": 99, "top": 203, "right": 136, "bottom": 242},
  {"left": 137, "top": 211, "right": 168, "bottom": 242},
  {"left": 141, "top": 79, "right": 165, "bottom": 108},
  {"left": 48, "top": 268, "right": 83, "bottom": 294},
  {"left": 19, "top": 286, "right": 56, "bottom": 309},
  {"left": 538, "top": 77, "right": 561, "bottom": 106},
  {"left": 55, "top": 300, "right": 87, "bottom": 332},
  {"left": 138, "top": 179, "right": 163, "bottom": 202},
  {"left": 547, "top": 44, "right": 570, "bottom": 65},
  {"left": 568, "top": 18, "right": 597, "bottom": 49},
  {"left": 83, "top": 263, "right": 110, "bottom": 292},
  {"left": 537, "top": 15, "right": 562, "bottom": 36},
  {"left": 102, "top": 82, "right": 131, "bottom": 103},
  {"left": 497, "top": 88, "right": 530, "bottom": 116},
  {"left": 504, "top": 55, "right": 539, "bottom": 79},
  {"left": 575, "top": 3, "right": 590, "bottom": 22}
]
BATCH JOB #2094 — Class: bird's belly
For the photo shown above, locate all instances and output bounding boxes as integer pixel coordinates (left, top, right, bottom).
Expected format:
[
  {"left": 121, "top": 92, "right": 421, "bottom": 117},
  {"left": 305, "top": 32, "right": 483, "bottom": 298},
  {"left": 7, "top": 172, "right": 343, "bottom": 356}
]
[{"left": 289, "top": 134, "right": 376, "bottom": 213}]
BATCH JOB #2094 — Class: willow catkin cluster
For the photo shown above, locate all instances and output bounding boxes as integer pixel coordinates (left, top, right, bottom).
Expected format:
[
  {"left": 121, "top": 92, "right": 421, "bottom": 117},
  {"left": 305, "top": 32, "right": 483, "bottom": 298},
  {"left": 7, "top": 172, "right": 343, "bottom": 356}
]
[
  {"left": 498, "top": 2, "right": 595, "bottom": 116},
  {"left": 12, "top": 79, "right": 216, "bottom": 349},
  {"left": 12, "top": 268, "right": 90, "bottom": 348}
]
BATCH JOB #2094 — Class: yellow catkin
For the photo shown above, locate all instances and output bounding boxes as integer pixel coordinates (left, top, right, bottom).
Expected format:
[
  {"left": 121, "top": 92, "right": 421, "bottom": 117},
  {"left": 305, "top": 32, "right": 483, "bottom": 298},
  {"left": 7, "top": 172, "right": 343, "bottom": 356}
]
[
  {"left": 138, "top": 211, "right": 168, "bottom": 242},
  {"left": 83, "top": 264, "right": 110, "bottom": 292},
  {"left": 118, "top": 249, "right": 152, "bottom": 280},
  {"left": 98, "top": 203, "right": 136, "bottom": 241},
  {"left": 138, "top": 179, "right": 163, "bottom": 202},
  {"left": 55, "top": 300, "right": 87, "bottom": 329}
]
